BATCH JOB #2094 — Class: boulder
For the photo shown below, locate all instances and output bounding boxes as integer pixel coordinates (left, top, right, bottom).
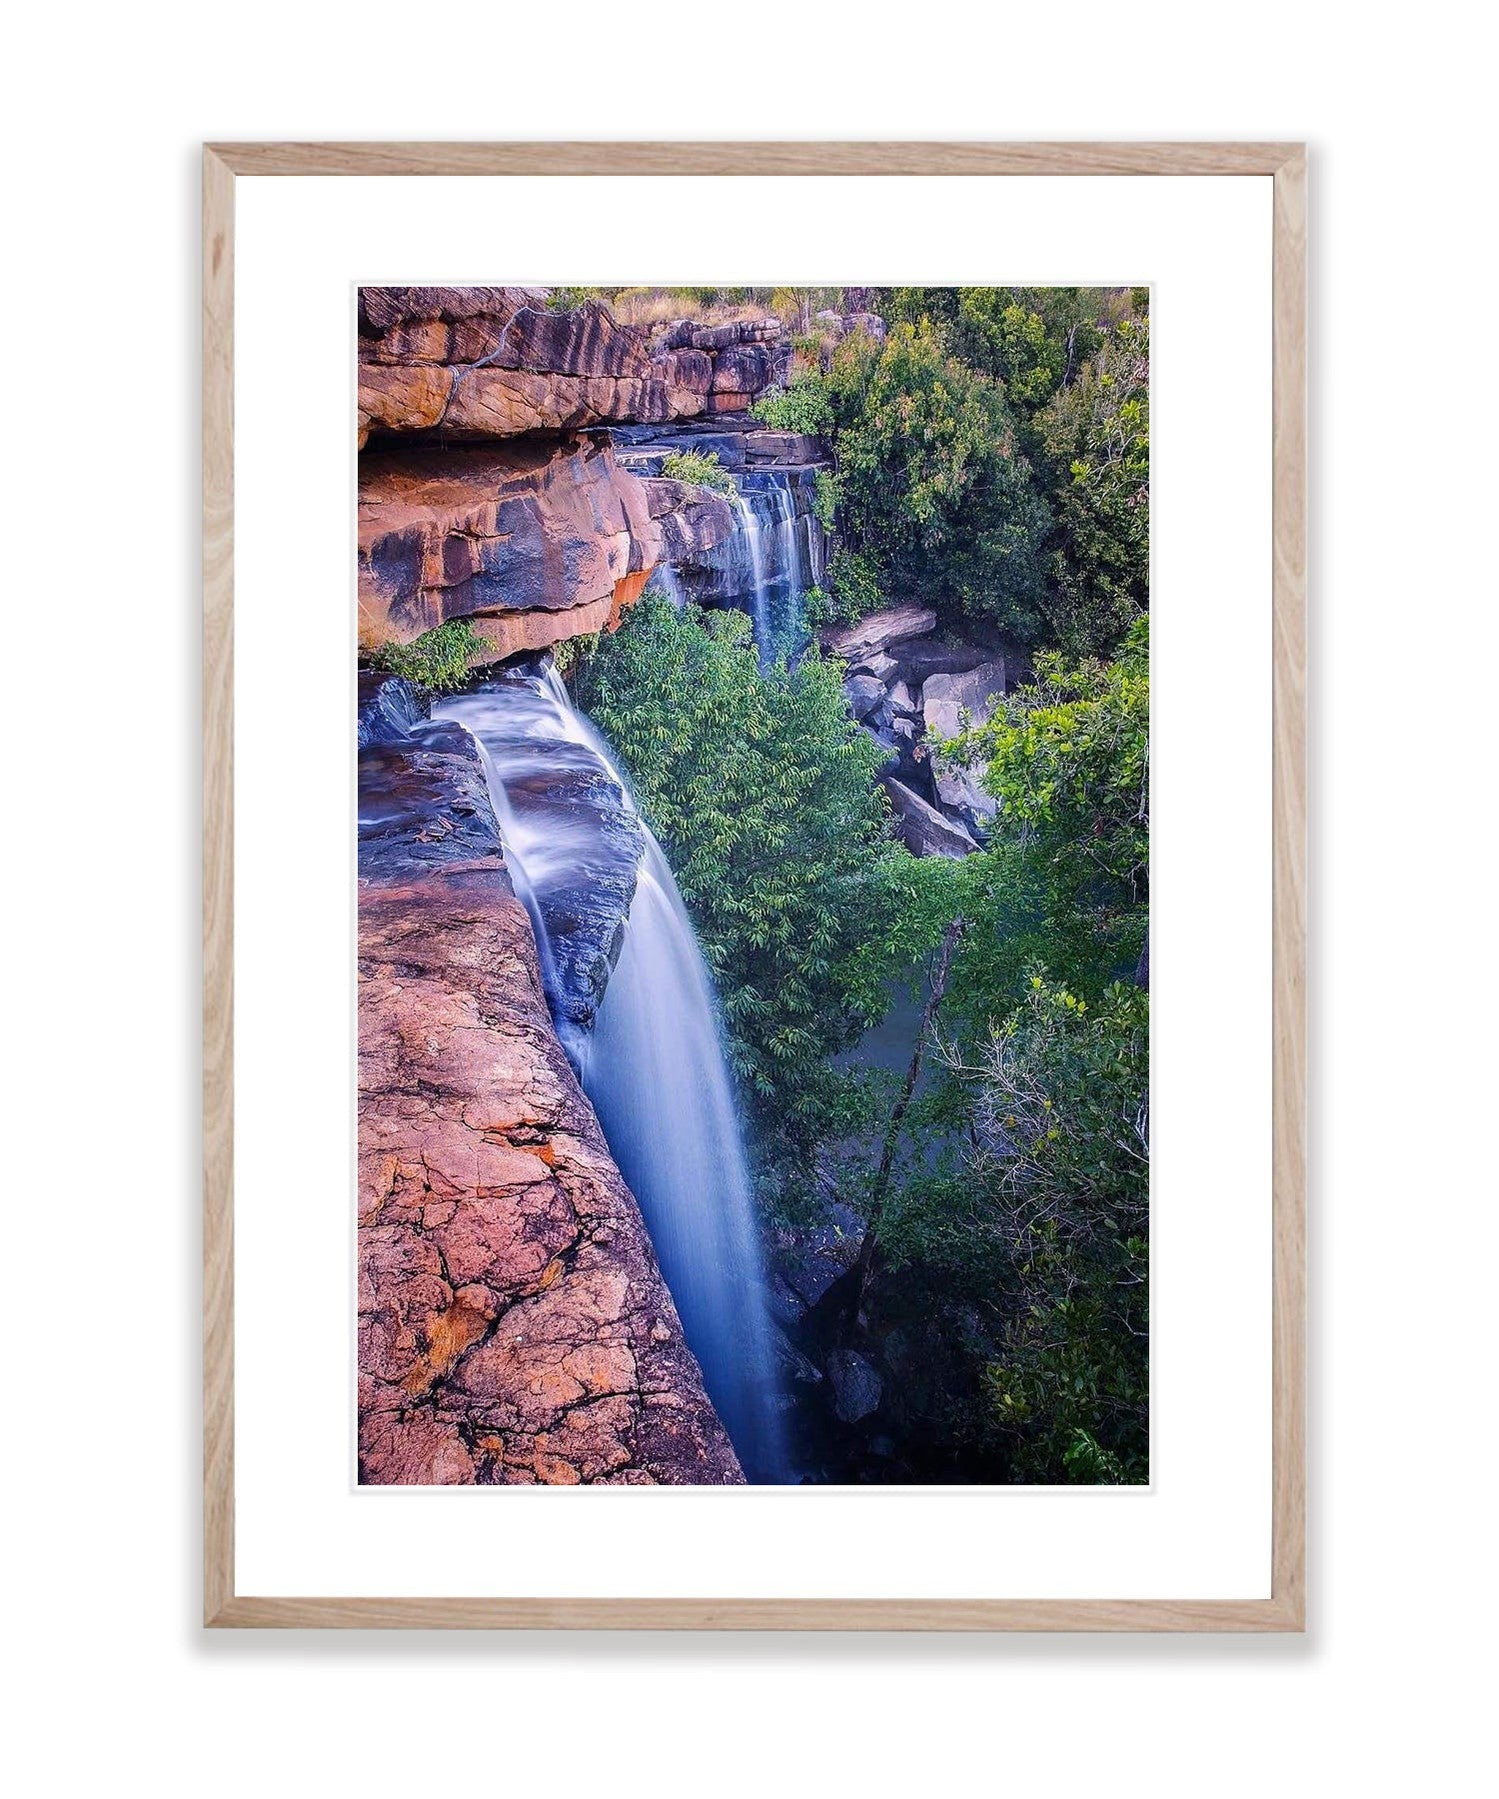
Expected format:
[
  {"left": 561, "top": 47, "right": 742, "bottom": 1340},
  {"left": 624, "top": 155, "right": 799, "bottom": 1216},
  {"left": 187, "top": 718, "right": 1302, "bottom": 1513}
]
[
  {"left": 841, "top": 312, "right": 888, "bottom": 346},
  {"left": 922, "top": 660, "right": 1009, "bottom": 741},
  {"left": 843, "top": 674, "right": 887, "bottom": 721},
  {"left": 710, "top": 344, "right": 774, "bottom": 395},
  {"left": 357, "top": 710, "right": 742, "bottom": 1486},
  {"left": 881, "top": 775, "right": 979, "bottom": 858},
  {"left": 825, "top": 1348, "right": 884, "bottom": 1424},
  {"left": 933, "top": 759, "right": 999, "bottom": 829},
  {"left": 688, "top": 319, "right": 778, "bottom": 352},
  {"left": 888, "top": 679, "right": 919, "bottom": 717},
  {"left": 850, "top": 649, "right": 898, "bottom": 684},
  {"left": 891, "top": 636, "right": 996, "bottom": 685},
  {"left": 820, "top": 606, "right": 938, "bottom": 665}
]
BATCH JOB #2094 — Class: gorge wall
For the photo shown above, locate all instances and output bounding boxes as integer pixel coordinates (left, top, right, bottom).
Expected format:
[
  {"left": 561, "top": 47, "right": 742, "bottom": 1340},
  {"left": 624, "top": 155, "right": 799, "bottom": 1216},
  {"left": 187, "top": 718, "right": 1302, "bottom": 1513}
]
[
  {"left": 358, "top": 434, "right": 735, "bottom": 659},
  {"left": 358, "top": 677, "right": 742, "bottom": 1485},
  {"left": 359, "top": 287, "right": 790, "bottom": 444},
  {"left": 356, "top": 289, "right": 806, "bottom": 661}
]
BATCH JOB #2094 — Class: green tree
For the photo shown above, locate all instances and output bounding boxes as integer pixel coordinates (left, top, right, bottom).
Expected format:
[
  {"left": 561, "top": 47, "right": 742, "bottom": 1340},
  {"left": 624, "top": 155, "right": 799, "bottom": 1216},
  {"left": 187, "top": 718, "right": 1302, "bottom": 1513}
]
[
  {"left": 963, "top": 975, "right": 1150, "bottom": 1481},
  {"left": 958, "top": 614, "right": 1149, "bottom": 990},
  {"left": 825, "top": 320, "right": 1053, "bottom": 638},
  {"left": 1035, "top": 314, "right": 1151, "bottom": 656},
  {"left": 573, "top": 594, "right": 906, "bottom": 1188},
  {"left": 842, "top": 628, "right": 1152, "bottom": 1480}
]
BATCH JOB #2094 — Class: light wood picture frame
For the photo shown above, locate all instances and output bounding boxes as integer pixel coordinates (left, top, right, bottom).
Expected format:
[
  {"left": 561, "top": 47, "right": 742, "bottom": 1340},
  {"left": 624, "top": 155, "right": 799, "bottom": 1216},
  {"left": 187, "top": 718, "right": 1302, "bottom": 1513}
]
[{"left": 203, "top": 140, "right": 1306, "bottom": 1631}]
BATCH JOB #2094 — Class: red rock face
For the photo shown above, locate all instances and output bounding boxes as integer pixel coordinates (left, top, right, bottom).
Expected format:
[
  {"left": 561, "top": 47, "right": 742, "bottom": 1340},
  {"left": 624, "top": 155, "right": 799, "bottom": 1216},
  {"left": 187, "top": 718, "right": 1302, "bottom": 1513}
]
[
  {"left": 358, "top": 706, "right": 743, "bottom": 1486},
  {"left": 358, "top": 436, "right": 733, "bottom": 659},
  {"left": 357, "top": 288, "right": 789, "bottom": 445}
]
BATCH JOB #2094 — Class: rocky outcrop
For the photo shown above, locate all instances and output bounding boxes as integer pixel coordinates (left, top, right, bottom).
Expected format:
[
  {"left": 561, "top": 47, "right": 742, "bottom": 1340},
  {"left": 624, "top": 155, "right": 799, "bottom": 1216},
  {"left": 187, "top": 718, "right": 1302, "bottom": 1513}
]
[
  {"left": 612, "top": 423, "right": 826, "bottom": 473},
  {"left": 443, "top": 664, "right": 645, "bottom": 1059},
  {"left": 821, "top": 609, "right": 1030, "bottom": 855},
  {"left": 922, "top": 660, "right": 1008, "bottom": 740},
  {"left": 359, "top": 289, "right": 794, "bottom": 446},
  {"left": 358, "top": 435, "right": 734, "bottom": 658},
  {"left": 881, "top": 775, "right": 980, "bottom": 859},
  {"left": 821, "top": 606, "right": 938, "bottom": 669},
  {"left": 358, "top": 677, "right": 742, "bottom": 1486}
]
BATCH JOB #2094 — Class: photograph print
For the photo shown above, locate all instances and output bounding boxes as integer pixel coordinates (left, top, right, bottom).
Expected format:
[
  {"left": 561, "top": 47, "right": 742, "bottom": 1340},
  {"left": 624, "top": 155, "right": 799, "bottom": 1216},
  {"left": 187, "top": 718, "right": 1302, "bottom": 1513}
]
[{"left": 356, "top": 283, "right": 1150, "bottom": 1487}]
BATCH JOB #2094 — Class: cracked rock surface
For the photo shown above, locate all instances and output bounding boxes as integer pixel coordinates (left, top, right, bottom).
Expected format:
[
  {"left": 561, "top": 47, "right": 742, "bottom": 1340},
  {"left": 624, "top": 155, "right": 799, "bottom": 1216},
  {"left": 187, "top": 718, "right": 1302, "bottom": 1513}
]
[{"left": 358, "top": 681, "right": 742, "bottom": 1485}]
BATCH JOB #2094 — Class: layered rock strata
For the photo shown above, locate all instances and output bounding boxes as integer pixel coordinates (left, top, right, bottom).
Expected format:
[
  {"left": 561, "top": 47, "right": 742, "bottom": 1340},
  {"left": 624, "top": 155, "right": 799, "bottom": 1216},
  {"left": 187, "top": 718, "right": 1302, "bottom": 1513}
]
[
  {"left": 357, "top": 678, "right": 743, "bottom": 1485},
  {"left": 358, "top": 435, "right": 734, "bottom": 658},
  {"left": 358, "top": 289, "right": 792, "bottom": 447}
]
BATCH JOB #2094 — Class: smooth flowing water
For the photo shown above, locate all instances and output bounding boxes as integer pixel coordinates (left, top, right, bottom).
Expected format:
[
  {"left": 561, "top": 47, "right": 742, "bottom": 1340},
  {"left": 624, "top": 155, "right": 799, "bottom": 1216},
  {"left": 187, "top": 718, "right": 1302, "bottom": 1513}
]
[
  {"left": 731, "top": 489, "right": 772, "bottom": 652},
  {"left": 649, "top": 462, "right": 823, "bottom": 665},
  {"left": 438, "top": 666, "right": 787, "bottom": 1482}
]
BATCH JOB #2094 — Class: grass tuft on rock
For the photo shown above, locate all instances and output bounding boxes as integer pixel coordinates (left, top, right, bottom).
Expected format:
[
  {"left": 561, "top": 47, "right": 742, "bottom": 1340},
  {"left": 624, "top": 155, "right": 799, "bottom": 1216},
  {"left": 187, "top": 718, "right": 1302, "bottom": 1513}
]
[
  {"left": 658, "top": 449, "right": 738, "bottom": 497},
  {"left": 370, "top": 619, "right": 489, "bottom": 694}
]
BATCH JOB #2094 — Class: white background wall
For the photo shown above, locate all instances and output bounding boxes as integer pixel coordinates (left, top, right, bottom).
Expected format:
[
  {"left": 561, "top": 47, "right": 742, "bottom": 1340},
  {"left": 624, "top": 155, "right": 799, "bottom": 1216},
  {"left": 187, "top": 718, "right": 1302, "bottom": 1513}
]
[{"left": 6, "top": 5, "right": 1491, "bottom": 1793}]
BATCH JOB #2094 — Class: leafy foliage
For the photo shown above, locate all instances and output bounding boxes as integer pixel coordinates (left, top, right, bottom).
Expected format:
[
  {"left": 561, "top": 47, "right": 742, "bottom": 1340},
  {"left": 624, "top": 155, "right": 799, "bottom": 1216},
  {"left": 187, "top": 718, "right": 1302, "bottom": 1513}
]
[
  {"left": 959, "top": 615, "right": 1150, "bottom": 987},
  {"left": 750, "top": 371, "right": 835, "bottom": 436},
  {"left": 823, "top": 545, "right": 885, "bottom": 622},
  {"left": 573, "top": 594, "right": 906, "bottom": 1187},
  {"left": 658, "top": 448, "right": 738, "bottom": 496},
  {"left": 825, "top": 321, "right": 1053, "bottom": 638},
  {"left": 963, "top": 976, "right": 1150, "bottom": 1482},
  {"left": 369, "top": 619, "right": 488, "bottom": 694},
  {"left": 1034, "top": 315, "right": 1151, "bottom": 656}
]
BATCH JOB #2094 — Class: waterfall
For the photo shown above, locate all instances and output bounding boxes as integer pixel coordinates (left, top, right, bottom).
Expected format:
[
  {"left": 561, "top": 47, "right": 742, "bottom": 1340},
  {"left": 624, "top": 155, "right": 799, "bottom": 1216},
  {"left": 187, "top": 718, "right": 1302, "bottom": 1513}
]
[
  {"left": 651, "top": 560, "right": 689, "bottom": 611},
  {"left": 731, "top": 489, "right": 772, "bottom": 654},
  {"left": 585, "top": 832, "right": 784, "bottom": 1481},
  {"left": 437, "top": 667, "right": 787, "bottom": 1483}
]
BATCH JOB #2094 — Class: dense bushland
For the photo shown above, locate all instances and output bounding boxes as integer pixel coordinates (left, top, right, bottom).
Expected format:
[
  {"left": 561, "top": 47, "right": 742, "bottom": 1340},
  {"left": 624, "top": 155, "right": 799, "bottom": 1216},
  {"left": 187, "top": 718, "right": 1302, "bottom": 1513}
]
[
  {"left": 755, "top": 285, "right": 1150, "bottom": 657},
  {"left": 562, "top": 285, "right": 1152, "bottom": 1482}
]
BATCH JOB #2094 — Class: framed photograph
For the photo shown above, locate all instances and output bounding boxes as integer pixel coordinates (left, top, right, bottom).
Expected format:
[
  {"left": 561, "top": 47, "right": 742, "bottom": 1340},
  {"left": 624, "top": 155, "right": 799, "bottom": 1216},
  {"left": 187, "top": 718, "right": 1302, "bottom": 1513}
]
[{"left": 204, "top": 141, "right": 1305, "bottom": 1629}]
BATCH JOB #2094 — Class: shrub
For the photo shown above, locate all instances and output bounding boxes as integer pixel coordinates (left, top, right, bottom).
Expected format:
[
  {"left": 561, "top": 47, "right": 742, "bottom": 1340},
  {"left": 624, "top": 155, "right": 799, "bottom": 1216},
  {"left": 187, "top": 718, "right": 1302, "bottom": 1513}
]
[
  {"left": 369, "top": 619, "right": 488, "bottom": 694},
  {"left": 825, "top": 546, "right": 884, "bottom": 621},
  {"left": 658, "top": 449, "right": 738, "bottom": 496},
  {"left": 749, "top": 371, "right": 834, "bottom": 437},
  {"left": 812, "top": 468, "right": 840, "bottom": 530},
  {"left": 545, "top": 286, "right": 607, "bottom": 313}
]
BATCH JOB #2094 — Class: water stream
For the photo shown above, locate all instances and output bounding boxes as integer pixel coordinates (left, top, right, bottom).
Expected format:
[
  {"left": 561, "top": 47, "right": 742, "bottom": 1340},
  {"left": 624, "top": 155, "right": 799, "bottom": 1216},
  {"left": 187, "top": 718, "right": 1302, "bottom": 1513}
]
[{"left": 437, "top": 667, "right": 787, "bottom": 1482}]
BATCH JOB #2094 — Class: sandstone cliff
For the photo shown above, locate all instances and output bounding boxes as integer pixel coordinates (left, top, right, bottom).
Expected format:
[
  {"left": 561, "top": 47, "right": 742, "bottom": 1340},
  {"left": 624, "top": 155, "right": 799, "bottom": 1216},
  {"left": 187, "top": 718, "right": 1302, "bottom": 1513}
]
[
  {"left": 358, "top": 679, "right": 743, "bottom": 1485},
  {"left": 358, "top": 287, "right": 790, "bottom": 446},
  {"left": 358, "top": 434, "right": 734, "bottom": 658}
]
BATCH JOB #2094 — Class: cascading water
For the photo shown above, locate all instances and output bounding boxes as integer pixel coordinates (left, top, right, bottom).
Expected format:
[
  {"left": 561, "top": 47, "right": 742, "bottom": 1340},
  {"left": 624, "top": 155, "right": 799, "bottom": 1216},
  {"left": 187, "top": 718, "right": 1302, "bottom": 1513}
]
[
  {"left": 436, "top": 666, "right": 788, "bottom": 1482},
  {"left": 631, "top": 446, "right": 824, "bottom": 664},
  {"left": 584, "top": 831, "right": 784, "bottom": 1480},
  {"left": 731, "top": 490, "right": 772, "bottom": 654},
  {"left": 652, "top": 560, "right": 690, "bottom": 611}
]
